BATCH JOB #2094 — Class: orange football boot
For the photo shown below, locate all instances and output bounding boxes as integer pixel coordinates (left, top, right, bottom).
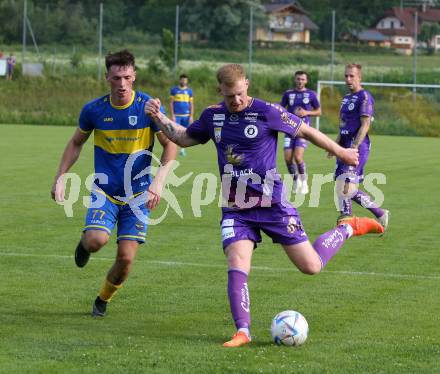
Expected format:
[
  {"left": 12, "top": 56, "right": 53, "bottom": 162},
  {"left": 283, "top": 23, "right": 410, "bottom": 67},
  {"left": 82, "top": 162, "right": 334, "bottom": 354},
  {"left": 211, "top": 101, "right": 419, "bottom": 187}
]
[
  {"left": 338, "top": 216, "right": 384, "bottom": 236},
  {"left": 223, "top": 331, "right": 251, "bottom": 348}
]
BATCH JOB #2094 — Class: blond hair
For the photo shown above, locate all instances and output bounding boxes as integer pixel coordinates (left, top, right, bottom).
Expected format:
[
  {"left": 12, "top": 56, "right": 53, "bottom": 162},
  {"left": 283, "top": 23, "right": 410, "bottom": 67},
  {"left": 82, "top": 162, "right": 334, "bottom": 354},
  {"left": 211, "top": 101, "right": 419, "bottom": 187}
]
[
  {"left": 345, "top": 63, "right": 362, "bottom": 71},
  {"left": 216, "top": 64, "right": 246, "bottom": 86}
]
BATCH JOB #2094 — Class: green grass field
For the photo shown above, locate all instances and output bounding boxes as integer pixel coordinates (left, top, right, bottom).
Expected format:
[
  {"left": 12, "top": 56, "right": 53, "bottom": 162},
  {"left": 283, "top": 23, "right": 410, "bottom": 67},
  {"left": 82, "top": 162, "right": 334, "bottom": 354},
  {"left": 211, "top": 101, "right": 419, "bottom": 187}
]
[{"left": 1, "top": 125, "right": 440, "bottom": 373}]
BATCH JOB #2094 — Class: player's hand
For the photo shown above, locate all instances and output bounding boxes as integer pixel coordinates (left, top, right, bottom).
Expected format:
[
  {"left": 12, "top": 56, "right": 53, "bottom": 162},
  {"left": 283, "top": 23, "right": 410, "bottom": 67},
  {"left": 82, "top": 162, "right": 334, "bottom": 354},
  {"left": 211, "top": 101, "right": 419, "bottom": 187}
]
[
  {"left": 326, "top": 151, "right": 334, "bottom": 159},
  {"left": 145, "top": 98, "right": 162, "bottom": 119},
  {"left": 339, "top": 148, "right": 359, "bottom": 166},
  {"left": 189, "top": 116, "right": 194, "bottom": 124},
  {"left": 294, "top": 108, "right": 307, "bottom": 117},
  {"left": 51, "top": 176, "right": 65, "bottom": 202},
  {"left": 146, "top": 182, "right": 162, "bottom": 210}
]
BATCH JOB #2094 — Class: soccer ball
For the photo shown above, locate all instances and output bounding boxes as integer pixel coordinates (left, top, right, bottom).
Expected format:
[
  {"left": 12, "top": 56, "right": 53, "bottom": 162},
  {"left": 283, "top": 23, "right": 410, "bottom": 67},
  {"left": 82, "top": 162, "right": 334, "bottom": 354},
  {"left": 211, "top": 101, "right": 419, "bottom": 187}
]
[{"left": 271, "top": 310, "right": 309, "bottom": 347}]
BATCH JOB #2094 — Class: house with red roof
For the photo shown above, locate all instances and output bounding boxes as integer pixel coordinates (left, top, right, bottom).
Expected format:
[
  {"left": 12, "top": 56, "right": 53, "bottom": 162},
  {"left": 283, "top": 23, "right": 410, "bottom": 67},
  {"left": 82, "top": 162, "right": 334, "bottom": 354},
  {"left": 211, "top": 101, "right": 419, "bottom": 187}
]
[{"left": 357, "top": 6, "right": 440, "bottom": 54}]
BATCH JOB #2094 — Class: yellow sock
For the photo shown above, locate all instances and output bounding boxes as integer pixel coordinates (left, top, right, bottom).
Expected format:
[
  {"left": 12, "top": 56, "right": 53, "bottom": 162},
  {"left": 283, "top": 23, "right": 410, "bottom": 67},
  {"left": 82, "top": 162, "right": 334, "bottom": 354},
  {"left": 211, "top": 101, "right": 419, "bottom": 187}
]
[{"left": 98, "top": 279, "right": 122, "bottom": 302}]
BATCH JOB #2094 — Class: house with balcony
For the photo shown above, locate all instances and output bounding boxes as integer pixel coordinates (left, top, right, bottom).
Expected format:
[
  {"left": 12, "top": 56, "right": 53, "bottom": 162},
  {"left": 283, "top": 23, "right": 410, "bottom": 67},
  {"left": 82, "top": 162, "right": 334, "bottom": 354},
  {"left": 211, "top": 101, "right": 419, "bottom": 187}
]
[{"left": 255, "top": 1, "right": 318, "bottom": 45}]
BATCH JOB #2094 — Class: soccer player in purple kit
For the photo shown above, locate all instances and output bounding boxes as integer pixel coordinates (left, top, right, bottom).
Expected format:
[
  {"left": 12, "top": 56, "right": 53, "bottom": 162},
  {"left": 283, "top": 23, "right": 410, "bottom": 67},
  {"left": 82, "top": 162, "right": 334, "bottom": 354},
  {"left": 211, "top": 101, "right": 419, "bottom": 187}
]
[
  {"left": 281, "top": 71, "right": 321, "bottom": 194},
  {"left": 332, "top": 63, "right": 389, "bottom": 229},
  {"left": 145, "top": 64, "right": 384, "bottom": 347}
]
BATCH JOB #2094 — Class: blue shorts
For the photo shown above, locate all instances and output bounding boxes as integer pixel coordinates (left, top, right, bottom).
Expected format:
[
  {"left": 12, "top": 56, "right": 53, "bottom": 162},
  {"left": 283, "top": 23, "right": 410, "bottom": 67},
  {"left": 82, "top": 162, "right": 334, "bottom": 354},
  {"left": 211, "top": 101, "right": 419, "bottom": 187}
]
[
  {"left": 84, "top": 191, "right": 149, "bottom": 243},
  {"left": 175, "top": 116, "right": 191, "bottom": 127},
  {"left": 220, "top": 202, "right": 309, "bottom": 250},
  {"left": 283, "top": 135, "right": 308, "bottom": 150}
]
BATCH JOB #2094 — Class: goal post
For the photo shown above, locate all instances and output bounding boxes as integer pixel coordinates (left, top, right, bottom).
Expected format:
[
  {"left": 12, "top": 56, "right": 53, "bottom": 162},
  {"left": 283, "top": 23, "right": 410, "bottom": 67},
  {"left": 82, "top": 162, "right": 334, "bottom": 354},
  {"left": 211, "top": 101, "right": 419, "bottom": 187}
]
[{"left": 316, "top": 80, "right": 440, "bottom": 136}]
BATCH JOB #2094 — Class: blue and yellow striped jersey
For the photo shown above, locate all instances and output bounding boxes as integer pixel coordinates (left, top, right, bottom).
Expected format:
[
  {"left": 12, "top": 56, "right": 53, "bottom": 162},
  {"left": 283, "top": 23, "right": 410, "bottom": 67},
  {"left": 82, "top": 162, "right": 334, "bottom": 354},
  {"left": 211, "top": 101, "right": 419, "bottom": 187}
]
[
  {"left": 170, "top": 86, "right": 193, "bottom": 117},
  {"left": 79, "top": 91, "right": 163, "bottom": 201}
]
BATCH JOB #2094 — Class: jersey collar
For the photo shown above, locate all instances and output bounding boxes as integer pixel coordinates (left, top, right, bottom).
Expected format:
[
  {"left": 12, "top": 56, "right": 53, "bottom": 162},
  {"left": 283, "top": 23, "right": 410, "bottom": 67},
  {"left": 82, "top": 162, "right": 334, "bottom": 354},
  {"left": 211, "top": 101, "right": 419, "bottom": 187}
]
[{"left": 110, "top": 91, "right": 135, "bottom": 110}]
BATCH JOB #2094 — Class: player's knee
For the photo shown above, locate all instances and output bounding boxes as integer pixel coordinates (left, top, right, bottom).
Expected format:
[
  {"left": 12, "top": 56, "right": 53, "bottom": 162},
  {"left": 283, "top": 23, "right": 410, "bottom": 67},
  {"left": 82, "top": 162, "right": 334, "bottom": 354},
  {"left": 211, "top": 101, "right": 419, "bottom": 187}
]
[
  {"left": 294, "top": 155, "right": 303, "bottom": 164},
  {"left": 336, "top": 180, "right": 357, "bottom": 197},
  {"left": 83, "top": 233, "right": 109, "bottom": 252},
  {"left": 116, "top": 253, "right": 134, "bottom": 269},
  {"left": 298, "top": 261, "right": 321, "bottom": 275}
]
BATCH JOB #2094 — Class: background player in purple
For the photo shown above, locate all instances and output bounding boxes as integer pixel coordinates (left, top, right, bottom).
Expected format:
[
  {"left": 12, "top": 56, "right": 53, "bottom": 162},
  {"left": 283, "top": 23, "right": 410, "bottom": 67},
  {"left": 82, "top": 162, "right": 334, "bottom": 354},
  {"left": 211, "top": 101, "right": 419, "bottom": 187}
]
[
  {"left": 331, "top": 63, "right": 389, "bottom": 230},
  {"left": 280, "top": 71, "right": 321, "bottom": 194},
  {"left": 145, "top": 64, "right": 383, "bottom": 348}
]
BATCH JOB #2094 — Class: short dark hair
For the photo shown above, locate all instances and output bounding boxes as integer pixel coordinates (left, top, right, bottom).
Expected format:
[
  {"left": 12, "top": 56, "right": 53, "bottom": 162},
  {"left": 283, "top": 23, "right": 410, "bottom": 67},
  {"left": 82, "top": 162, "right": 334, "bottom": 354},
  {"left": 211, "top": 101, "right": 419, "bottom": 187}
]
[
  {"left": 294, "top": 70, "right": 308, "bottom": 78},
  {"left": 179, "top": 74, "right": 188, "bottom": 79},
  {"left": 105, "top": 50, "right": 136, "bottom": 71}
]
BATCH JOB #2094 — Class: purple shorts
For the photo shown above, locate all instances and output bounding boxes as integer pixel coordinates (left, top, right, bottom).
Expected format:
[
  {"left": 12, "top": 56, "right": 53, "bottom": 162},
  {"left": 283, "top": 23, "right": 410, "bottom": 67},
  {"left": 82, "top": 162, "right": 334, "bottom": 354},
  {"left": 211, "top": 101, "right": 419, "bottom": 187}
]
[
  {"left": 220, "top": 202, "right": 309, "bottom": 249},
  {"left": 335, "top": 146, "right": 370, "bottom": 183},
  {"left": 284, "top": 135, "right": 308, "bottom": 150}
]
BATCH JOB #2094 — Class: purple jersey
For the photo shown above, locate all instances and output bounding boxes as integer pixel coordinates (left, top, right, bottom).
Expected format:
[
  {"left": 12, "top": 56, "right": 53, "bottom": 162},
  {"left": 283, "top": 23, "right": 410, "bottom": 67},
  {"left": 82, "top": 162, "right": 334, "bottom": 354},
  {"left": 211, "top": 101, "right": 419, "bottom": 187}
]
[
  {"left": 280, "top": 89, "right": 320, "bottom": 126},
  {"left": 339, "top": 89, "right": 374, "bottom": 149},
  {"left": 187, "top": 98, "right": 303, "bottom": 211}
]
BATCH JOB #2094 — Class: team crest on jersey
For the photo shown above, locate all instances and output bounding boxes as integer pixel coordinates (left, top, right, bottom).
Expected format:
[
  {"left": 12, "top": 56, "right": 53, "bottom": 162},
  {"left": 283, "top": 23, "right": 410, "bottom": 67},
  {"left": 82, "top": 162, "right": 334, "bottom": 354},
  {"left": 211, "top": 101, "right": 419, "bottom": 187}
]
[
  {"left": 244, "top": 124, "right": 258, "bottom": 138},
  {"left": 348, "top": 103, "right": 355, "bottom": 111},
  {"left": 128, "top": 116, "right": 138, "bottom": 126},
  {"left": 303, "top": 98, "right": 310, "bottom": 104},
  {"left": 214, "top": 127, "right": 222, "bottom": 143}
]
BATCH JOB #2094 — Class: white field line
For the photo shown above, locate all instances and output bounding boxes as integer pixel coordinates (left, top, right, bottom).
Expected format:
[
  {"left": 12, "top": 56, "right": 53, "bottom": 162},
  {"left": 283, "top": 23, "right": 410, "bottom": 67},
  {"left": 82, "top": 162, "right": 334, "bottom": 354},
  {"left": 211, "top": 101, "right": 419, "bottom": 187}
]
[{"left": 1, "top": 251, "right": 439, "bottom": 281}]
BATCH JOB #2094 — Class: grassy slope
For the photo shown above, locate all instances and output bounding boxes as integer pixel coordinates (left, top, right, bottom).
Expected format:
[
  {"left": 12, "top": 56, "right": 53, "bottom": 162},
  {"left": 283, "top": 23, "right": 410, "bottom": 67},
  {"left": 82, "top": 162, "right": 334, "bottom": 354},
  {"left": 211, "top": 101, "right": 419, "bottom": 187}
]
[{"left": 0, "top": 125, "right": 439, "bottom": 373}]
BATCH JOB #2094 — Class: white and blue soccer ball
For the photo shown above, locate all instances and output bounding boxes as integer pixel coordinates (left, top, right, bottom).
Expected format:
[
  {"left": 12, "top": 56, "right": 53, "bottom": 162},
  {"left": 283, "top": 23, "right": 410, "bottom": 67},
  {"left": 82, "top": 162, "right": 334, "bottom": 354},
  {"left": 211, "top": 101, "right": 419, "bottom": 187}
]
[{"left": 271, "top": 310, "right": 309, "bottom": 347}]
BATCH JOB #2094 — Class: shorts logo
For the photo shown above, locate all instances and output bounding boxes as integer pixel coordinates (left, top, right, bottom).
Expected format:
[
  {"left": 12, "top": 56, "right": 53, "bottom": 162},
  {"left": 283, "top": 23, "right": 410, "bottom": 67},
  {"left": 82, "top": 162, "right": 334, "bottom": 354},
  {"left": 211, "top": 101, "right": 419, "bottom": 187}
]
[
  {"left": 213, "top": 113, "right": 225, "bottom": 121},
  {"left": 244, "top": 124, "right": 258, "bottom": 138},
  {"left": 135, "top": 223, "right": 145, "bottom": 230},
  {"left": 348, "top": 103, "right": 355, "bottom": 111},
  {"left": 286, "top": 216, "right": 301, "bottom": 234},
  {"left": 214, "top": 127, "right": 222, "bottom": 143},
  {"left": 222, "top": 219, "right": 234, "bottom": 227},
  {"left": 128, "top": 116, "right": 138, "bottom": 126},
  {"left": 284, "top": 137, "right": 292, "bottom": 148},
  {"left": 221, "top": 226, "right": 235, "bottom": 241}
]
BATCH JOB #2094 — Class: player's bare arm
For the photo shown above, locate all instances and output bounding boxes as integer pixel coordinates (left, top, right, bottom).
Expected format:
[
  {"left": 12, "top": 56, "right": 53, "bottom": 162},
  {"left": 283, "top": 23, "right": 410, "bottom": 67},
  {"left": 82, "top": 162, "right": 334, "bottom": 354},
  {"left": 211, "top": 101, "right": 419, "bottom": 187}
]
[
  {"left": 298, "top": 124, "right": 359, "bottom": 166},
  {"left": 145, "top": 98, "right": 200, "bottom": 147},
  {"left": 51, "top": 128, "right": 91, "bottom": 202},
  {"left": 295, "top": 107, "right": 321, "bottom": 117},
  {"left": 351, "top": 116, "right": 371, "bottom": 149},
  {"left": 146, "top": 132, "right": 178, "bottom": 210}
]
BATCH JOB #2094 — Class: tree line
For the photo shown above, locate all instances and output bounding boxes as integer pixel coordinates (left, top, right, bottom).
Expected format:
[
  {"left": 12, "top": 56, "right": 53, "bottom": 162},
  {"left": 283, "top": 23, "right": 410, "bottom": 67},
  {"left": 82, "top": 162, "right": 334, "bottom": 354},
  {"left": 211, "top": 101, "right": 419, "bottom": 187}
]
[{"left": 0, "top": 0, "right": 428, "bottom": 47}]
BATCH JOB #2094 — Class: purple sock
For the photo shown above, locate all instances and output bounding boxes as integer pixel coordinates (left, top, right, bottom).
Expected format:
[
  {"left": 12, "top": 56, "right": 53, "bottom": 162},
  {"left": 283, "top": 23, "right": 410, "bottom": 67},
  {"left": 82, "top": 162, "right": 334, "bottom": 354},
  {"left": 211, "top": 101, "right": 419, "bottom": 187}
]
[
  {"left": 352, "top": 189, "right": 385, "bottom": 218},
  {"left": 227, "top": 269, "right": 250, "bottom": 330},
  {"left": 297, "top": 162, "right": 306, "bottom": 175},
  {"left": 313, "top": 226, "right": 350, "bottom": 267},
  {"left": 287, "top": 163, "right": 297, "bottom": 180},
  {"left": 338, "top": 196, "right": 353, "bottom": 216}
]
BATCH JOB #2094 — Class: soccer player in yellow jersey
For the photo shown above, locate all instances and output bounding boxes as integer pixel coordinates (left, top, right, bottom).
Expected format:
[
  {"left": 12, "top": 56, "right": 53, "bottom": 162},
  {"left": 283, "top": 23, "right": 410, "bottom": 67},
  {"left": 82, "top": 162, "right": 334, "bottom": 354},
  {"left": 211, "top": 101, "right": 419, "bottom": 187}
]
[
  {"left": 169, "top": 74, "right": 194, "bottom": 156},
  {"left": 51, "top": 50, "right": 177, "bottom": 317}
]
